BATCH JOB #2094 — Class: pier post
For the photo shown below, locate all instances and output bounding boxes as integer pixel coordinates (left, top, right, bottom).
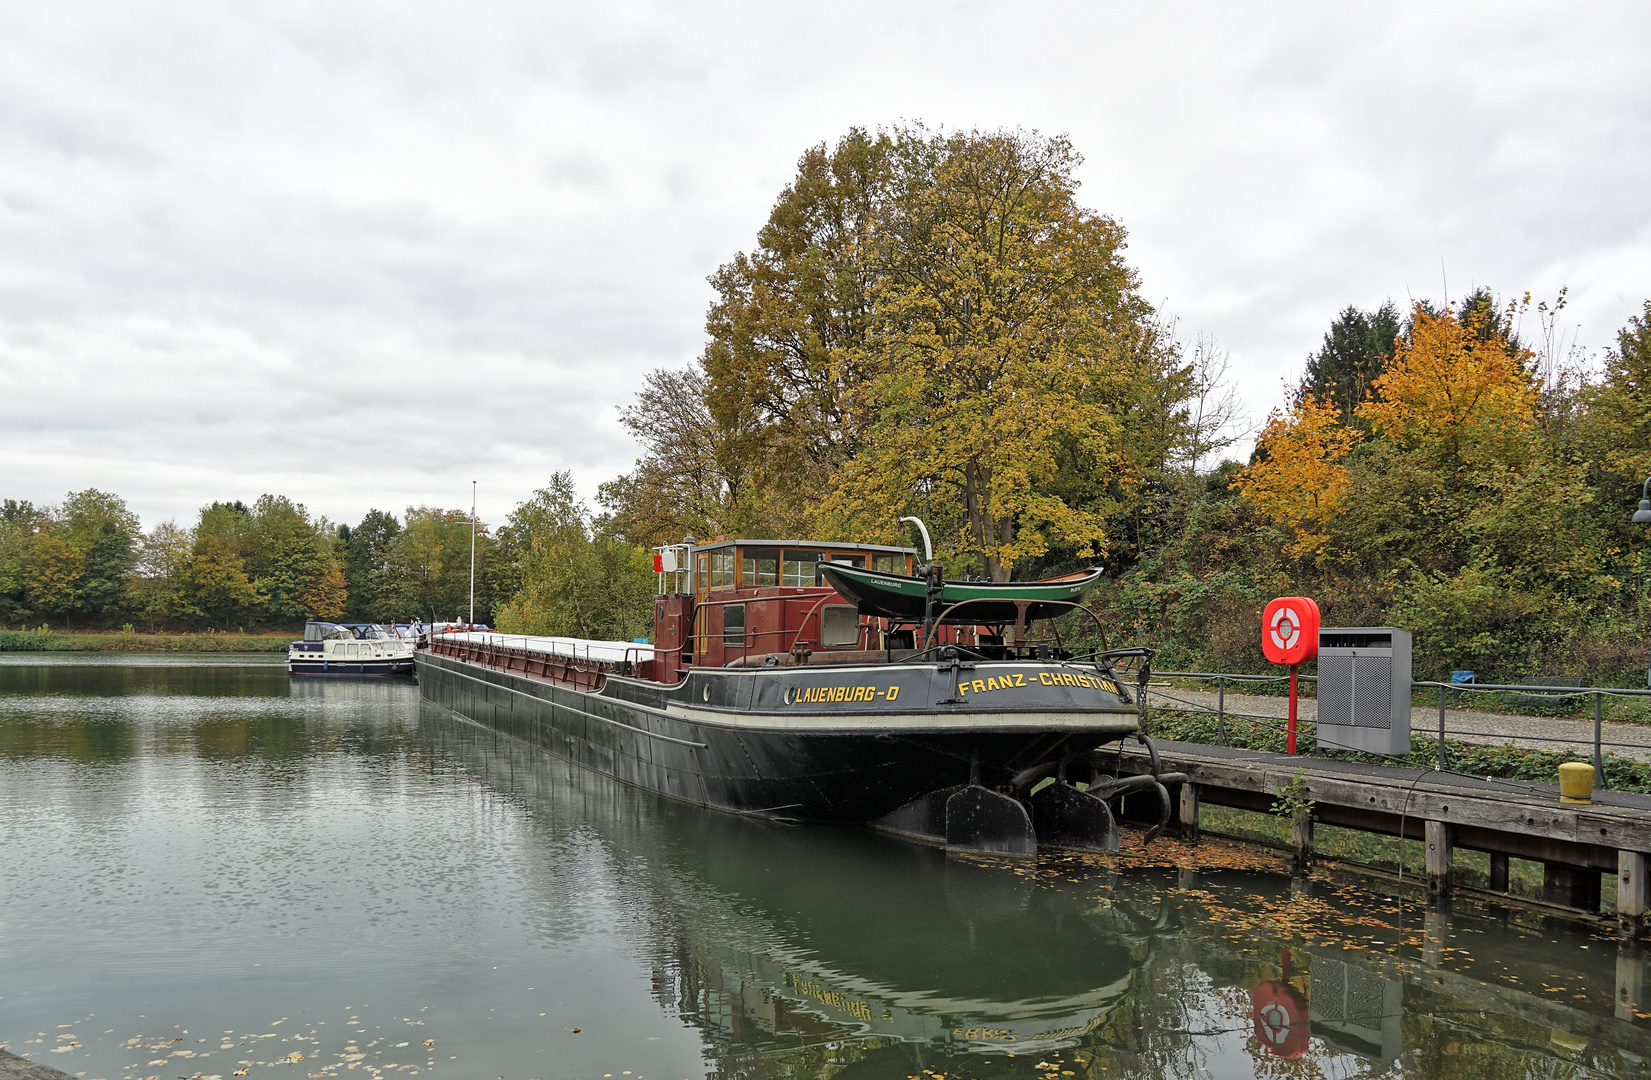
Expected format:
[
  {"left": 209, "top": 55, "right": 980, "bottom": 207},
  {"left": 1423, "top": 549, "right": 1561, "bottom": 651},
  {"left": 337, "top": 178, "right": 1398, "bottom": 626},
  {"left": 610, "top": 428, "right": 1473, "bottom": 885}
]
[
  {"left": 1620, "top": 851, "right": 1648, "bottom": 938},
  {"left": 1424, "top": 820, "right": 1452, "bottom": 896},
  {"left": 1488, "top": 853, "right": 1510, "bottom": 893},
  {"left": 1422, "top": 901, "right": 1448, "bottom": 967},
  {"left": 1291, "top": 814, "right": 1314, "bottom": 873},
  {"left": 1178, "top": 783, "right": 1200, "bottom": 841},
  {"left": 1620, "top": 943, "right": 1646, "bottom": 1022}
]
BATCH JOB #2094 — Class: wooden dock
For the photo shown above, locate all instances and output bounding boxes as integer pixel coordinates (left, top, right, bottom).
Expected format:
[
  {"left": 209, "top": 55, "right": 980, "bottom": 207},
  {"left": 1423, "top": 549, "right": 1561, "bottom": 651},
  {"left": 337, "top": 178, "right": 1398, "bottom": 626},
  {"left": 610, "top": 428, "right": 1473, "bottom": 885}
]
[{"left": 1104, "top": 740, "right": 1651, "bottom": 934}]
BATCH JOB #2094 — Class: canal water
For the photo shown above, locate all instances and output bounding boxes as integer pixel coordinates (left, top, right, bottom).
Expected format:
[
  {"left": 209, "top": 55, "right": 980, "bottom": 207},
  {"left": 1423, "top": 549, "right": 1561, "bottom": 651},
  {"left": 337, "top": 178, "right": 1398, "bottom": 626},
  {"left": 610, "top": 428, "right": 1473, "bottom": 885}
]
[{"left": 4, "top": 657, "right": 1651, "bottom": 1080}]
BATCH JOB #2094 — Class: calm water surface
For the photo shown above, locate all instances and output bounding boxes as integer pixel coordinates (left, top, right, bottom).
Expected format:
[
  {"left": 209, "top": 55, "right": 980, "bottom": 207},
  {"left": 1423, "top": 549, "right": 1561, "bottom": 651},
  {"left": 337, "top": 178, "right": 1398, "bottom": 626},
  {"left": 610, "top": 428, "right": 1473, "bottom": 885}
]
[{"left": 3, "top": 656, "right": 1649, "bottom": 1080}]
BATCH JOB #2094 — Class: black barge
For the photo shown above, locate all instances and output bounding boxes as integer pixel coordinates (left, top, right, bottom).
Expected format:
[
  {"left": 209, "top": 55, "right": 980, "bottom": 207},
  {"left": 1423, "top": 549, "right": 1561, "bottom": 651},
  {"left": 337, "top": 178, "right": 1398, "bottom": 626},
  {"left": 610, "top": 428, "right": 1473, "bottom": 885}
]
[{"left": 416, "top": 536, "right": 1179, "bottom": 854}]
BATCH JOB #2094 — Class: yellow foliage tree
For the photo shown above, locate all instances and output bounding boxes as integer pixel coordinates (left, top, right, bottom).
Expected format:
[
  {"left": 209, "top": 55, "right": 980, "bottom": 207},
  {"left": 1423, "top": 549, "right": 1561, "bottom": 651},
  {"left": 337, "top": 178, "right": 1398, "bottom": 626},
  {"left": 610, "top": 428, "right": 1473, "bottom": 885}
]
[
  {"left": 298, "top": 560, "right": 348, "bottom": 620},
  {"left": 827, "top": 128, "right": 1157, "bottom": 580},
  {"left": 1236, "top": 395, "right": 1361, "bottom": 561},
  {"left": 22, "top": 531, "right": 86, "bottom": 622},
  {"left": 1358, "top": 302, "right": 1537, "bottom": 460}
]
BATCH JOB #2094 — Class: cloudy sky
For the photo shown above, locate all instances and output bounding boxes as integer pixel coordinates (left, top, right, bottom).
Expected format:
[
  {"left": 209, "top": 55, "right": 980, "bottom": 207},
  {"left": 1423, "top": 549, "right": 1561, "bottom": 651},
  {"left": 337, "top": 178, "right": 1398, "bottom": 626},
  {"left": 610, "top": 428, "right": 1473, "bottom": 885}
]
[{"left": 2, "top": 1, "right": 1647, "bottom": 531}]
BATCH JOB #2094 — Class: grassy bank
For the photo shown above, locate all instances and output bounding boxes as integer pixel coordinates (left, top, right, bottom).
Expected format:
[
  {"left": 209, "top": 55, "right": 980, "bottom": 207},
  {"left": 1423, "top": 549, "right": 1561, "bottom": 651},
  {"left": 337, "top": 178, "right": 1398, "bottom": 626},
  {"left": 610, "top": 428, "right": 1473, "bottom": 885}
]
[
  {"left": 0, "top": 629, "right": 293, "bottom": 653},
  {"left": 1145, "top": 704, "right": 1651, "bottom": 794}
]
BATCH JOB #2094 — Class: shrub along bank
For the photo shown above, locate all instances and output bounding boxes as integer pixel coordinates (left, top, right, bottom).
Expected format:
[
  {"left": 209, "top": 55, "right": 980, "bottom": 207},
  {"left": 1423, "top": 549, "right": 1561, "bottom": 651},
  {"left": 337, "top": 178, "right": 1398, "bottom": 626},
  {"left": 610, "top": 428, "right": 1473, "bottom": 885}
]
[{"left": 0, "top": 629, "right": 292, "bottom": 652}]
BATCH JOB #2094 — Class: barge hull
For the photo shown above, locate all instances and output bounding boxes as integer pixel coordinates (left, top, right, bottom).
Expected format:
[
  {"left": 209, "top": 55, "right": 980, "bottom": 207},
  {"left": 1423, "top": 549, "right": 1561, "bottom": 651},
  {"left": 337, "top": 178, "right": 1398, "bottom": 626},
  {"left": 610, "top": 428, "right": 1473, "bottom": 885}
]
[{"left": 416, "top": 651, "right": 1133, "bottom": 824}]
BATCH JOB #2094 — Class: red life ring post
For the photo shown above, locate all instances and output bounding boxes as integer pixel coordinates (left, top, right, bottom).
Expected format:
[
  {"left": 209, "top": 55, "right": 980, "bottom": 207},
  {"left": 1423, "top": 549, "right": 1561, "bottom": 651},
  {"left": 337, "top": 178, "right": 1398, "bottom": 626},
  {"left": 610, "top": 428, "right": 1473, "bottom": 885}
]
[{"left": 1262, "top": 597, "right": 1320, "bottom": 755}]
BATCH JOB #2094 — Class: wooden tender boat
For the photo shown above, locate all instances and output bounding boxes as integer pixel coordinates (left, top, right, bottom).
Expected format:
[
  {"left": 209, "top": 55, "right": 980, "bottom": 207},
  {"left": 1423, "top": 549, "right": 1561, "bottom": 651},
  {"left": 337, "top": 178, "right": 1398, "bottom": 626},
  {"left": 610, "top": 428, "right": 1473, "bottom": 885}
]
[{"left": 819, "top": 561, "right": 1104, "bottom": 624}]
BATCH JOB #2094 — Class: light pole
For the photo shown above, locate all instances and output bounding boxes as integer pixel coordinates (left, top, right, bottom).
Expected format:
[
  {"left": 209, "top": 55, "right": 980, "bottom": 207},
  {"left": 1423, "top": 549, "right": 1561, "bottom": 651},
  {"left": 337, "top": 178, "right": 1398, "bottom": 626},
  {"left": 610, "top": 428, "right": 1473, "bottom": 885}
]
[
  {"left": 1635, "top": 477, "right": 1651, "bottom": 687},
  {"left": 469, "top": 480, "right": 477, "bottom": 630}
]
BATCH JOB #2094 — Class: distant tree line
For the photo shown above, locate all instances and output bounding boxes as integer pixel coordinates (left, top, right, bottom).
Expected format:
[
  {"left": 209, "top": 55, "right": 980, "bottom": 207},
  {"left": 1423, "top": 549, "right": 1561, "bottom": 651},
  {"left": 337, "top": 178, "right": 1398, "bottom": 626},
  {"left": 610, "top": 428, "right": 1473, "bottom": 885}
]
[{"left": 0, "top": 478, "right": 652, "bottom": 639}]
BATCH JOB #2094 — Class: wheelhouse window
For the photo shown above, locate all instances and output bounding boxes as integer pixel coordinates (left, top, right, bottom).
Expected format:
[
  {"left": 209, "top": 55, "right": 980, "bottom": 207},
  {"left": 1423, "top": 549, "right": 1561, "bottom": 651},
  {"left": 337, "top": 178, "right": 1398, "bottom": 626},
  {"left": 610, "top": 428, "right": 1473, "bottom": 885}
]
[
  {"left": 873, "top": 554, "right": 898, "bottom": 573},
  {"left": 817, "top": 553, "right": 865, "bottom": 585},
  {"left": 782, "top": 551, "right": 819, "bottom": 587},
  {"left": 741, "top": 547, "right": 779, "bottom": 588},
  {"left": 722, "top": 603, "right": 746, "bottom": 648},
  {"left": 709, "top": 549, "right": 735, "bottom": 587},
  {"left": 820, "top": 604, "right": 860, "bottom": 649}
]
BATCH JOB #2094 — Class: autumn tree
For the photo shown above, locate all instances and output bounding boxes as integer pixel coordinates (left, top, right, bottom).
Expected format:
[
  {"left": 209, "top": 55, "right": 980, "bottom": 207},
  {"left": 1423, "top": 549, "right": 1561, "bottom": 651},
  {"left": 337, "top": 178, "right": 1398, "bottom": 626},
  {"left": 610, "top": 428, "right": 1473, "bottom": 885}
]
[
  {"left": 1578, "top": 300, "right": 1651, "bottom": 498},
  {"left": 131, "top": 521, "right": 194, "bottom": 628},
  {"left": 599, "top": 368, "right": 760, "bottom": 546},
  {"left": 829, "top": 127, "right": 1167, "bottom": 580},
  {"left": 58, "top": 489, "right": 141, "bottom": 616},
  {"left": 182, "top": 532, "right": 259, "bottom": 629},
  {"left": 22, "top": 531, "right": 85, "bottom": 625},
  {"left": 341, "top": 510, "right": 404, "bottom": 621},
  {"left": 0, "top": 500, "right": 49, "bottom": 620},
  {"left": 1234, "top": 395, "right": 1362, "bottom": 561},
  {"left": 380, "top": 507, "right": 500, "bottom": 624},
  {"left": 244, "top": 495, "right": 342, "bottom": 621},
  {"left": 497, "top": 473, "right": 654, "bottom": 640},
  {"left": 701, "top": 129, "right": 895, "bottom": 507},
  {"left": 1359, "top": 301, "right": 1538, "bottom": 460},
  {"left": 298, "top": 560, "right": 348, "bottom": 621},
  {"left": 610, "top": 126, "right": 1211, "bottom": 581}
]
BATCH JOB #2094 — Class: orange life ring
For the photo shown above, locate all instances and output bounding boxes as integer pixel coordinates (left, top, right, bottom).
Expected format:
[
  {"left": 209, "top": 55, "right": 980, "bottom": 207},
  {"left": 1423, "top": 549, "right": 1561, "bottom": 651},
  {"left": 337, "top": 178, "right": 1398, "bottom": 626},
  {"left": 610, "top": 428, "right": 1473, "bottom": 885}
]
[{"left": 1251, "top": 981, "right": 1310, "bottom": 1058}]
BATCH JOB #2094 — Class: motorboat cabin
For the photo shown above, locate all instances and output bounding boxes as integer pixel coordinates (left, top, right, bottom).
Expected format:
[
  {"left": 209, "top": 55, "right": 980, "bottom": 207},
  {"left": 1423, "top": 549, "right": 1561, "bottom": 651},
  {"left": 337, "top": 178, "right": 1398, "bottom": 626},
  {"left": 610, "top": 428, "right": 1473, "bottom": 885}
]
[{"left": 288, "top": 621, "right": 417, "bottom": 676}]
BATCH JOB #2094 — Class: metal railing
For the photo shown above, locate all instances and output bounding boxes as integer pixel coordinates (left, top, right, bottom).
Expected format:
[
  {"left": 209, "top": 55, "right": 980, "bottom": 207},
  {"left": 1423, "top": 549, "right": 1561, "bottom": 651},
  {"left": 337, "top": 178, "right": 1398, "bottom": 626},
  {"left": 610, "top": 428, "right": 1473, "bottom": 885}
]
[{"left": 1145, "top": 670, "right": 1651, "bottom": 789}]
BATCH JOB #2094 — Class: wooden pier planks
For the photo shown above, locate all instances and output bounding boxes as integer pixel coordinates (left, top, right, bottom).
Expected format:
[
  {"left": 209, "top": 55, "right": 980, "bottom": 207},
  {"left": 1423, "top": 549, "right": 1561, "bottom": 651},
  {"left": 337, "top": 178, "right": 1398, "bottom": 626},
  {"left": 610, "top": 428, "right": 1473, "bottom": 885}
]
[{"left": 1102, "top": 739, "right": 1651, "bottom": 928}]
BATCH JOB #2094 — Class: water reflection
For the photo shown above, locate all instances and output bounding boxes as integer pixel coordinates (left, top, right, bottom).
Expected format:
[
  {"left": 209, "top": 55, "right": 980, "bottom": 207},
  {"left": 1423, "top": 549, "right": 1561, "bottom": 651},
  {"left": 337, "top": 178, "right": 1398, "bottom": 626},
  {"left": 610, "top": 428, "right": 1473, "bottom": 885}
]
[
  {"left": 5, "top": 659, "right": 1651, "bottom": 1080},
  {"left": 430, "top": 715, "right": 1651, "bottom": 1079}
]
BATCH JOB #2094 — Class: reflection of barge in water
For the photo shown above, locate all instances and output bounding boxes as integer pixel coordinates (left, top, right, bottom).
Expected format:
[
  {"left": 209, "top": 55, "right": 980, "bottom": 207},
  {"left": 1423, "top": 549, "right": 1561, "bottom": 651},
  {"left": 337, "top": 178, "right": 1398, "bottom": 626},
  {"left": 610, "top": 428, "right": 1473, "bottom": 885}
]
[
  {"left": 426, "top": 716, "right": 1146, "bottom": 1057},
  {"left": 428, "top": 710, "right": 1651, "bottom": 1076},
  {"left": 418, "top": 534, "right": 1181, "bottom": 853}
]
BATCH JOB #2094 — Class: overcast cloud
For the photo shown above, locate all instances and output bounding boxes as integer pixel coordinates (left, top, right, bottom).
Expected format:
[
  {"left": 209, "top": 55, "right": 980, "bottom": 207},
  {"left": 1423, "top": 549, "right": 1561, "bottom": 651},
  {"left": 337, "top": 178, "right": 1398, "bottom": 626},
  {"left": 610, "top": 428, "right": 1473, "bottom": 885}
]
[{"left": 2, "top": 1, "right": 1647, "bottom": 530}]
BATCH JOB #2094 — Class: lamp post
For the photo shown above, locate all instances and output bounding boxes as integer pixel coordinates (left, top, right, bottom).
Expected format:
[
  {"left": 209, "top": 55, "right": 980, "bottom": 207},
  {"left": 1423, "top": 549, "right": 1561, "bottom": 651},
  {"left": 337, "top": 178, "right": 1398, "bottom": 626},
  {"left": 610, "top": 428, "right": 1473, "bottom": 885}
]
[
  {"left": 469, "top": 480, "right": 477, "bottom": 630},
  {"left": 1636, "top": 478, "right": 1651, "bottom": 688}
]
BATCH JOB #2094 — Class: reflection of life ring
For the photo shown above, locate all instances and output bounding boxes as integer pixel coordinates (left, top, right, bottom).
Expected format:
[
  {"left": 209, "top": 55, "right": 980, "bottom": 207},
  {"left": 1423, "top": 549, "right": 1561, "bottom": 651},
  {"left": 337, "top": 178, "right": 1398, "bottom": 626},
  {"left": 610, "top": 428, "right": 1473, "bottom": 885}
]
[{"left": 1251, "top": 981, "right": 1310, "bottom": 1058}]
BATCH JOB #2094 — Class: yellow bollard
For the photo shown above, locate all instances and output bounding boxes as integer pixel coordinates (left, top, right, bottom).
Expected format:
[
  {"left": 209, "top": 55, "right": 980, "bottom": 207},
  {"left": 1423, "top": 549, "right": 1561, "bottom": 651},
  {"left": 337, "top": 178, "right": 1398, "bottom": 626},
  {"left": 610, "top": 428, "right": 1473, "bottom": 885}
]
[{"left": 1558, "top": 762, "right": 1594, "bottom": 805}]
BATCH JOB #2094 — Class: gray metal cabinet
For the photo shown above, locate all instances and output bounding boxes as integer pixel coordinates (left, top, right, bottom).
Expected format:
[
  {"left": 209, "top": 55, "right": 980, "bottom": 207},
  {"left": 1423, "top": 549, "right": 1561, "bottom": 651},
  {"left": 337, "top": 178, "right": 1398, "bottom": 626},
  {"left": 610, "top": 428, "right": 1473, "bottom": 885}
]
[{"left": 1316, "top": 627, "right": 1411, "bottom": 755}]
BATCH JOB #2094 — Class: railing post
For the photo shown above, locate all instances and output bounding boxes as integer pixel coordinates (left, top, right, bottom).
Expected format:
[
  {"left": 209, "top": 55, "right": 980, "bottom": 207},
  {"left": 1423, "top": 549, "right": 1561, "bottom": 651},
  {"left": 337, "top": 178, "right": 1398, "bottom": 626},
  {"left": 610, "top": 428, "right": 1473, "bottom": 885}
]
[
  {"left": 1216, "top": 677, "right": 1227, "bottom": 746},
  {"left": 1437, "top": 684, "right": 1447, "bottom": 772},
  {"left": 1596, "top": 692, "right": 1606, "bottom": 787}
]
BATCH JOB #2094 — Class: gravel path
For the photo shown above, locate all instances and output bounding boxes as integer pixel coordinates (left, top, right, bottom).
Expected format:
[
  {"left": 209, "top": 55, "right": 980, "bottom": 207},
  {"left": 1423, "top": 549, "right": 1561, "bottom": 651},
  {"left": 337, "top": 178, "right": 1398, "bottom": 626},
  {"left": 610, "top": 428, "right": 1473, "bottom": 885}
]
[{"left": 1143, "top": 685, "right": 1651, "bottom": 762}]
